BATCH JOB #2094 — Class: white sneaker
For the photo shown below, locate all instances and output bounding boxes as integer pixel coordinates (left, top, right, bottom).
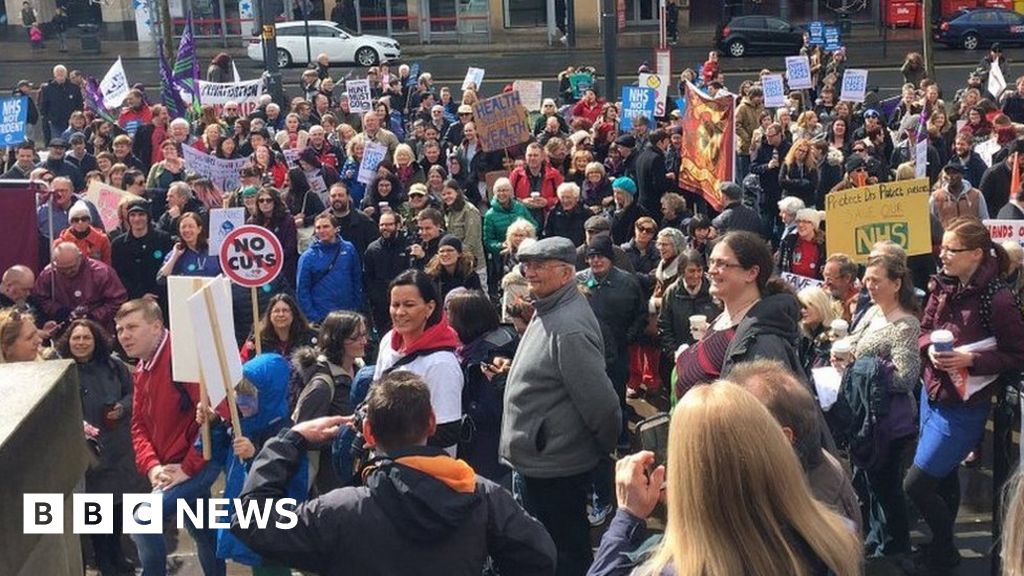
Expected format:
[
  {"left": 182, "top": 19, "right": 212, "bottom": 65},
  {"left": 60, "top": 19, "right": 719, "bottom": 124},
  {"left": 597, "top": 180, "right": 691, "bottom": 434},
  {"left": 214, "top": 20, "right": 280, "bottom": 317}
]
[
  {"left": 588, "top": 503, "right": 611, "bottom": 526},
  {"left": 559, "top": 34, "right": 568, "bottom": 45}
]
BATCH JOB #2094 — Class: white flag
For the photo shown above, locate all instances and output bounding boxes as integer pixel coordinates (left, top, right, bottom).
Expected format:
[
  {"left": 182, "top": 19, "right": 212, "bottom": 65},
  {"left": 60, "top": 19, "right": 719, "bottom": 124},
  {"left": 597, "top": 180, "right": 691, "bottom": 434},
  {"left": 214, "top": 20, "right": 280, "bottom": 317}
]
[
  {"left": 989, "top": 63, "right": 1007, "bottom": 100},
  {"left": 232, "top": 61, "right": 242, "bottom": 83},
  {"left": 99, "top": 57, "right": 130, "bottom": 110}
]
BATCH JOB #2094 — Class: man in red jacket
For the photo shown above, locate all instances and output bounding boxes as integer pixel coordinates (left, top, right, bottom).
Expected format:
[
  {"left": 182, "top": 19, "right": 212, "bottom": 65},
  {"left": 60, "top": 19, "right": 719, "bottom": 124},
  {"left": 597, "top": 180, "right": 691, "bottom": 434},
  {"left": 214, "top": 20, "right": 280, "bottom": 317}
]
[{"left": 116, "top": 299, "right": 225, "bottom": 576}]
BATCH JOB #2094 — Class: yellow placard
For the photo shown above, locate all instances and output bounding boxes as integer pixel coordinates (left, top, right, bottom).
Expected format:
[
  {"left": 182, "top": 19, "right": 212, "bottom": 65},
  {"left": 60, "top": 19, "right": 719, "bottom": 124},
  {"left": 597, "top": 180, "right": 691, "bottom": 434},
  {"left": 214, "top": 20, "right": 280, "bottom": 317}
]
[{"left": 824, "top": 178, "right": 931, "bottom": 264}]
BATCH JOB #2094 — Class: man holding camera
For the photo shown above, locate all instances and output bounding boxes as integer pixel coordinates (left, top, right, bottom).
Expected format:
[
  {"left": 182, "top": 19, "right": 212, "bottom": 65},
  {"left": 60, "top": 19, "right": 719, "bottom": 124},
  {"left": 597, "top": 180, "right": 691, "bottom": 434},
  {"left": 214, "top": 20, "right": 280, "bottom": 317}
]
[{"left": 232, "top": 371, "right": 556, "bottom": 575}]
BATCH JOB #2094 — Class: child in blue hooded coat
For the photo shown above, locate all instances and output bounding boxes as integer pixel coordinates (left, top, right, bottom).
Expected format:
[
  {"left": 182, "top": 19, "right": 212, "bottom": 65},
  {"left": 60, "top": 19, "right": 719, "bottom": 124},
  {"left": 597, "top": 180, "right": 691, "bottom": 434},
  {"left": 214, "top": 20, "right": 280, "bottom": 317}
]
[{"left": 197, "top": 353, "right": 308, "bottom": 574}]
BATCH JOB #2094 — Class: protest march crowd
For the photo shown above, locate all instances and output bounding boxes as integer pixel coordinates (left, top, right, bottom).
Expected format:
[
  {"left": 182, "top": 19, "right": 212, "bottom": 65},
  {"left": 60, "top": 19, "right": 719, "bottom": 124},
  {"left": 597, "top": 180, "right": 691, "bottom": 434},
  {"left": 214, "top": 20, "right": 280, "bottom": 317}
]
[{"left": 3, "top": 29, "right": 1024, "bottom": 576}]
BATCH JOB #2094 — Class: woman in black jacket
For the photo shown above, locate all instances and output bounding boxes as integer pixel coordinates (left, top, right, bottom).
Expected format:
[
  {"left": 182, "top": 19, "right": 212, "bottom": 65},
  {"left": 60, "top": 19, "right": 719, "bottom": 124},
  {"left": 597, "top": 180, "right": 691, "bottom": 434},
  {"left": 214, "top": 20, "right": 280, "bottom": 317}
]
[
  {"left": 56, "top": 319, "right": 144, "bottom": 576},
  {"left": 424, "top": 235, "right": 482, "bottom": 302},
  {"left": 779, "top": 138, "right": 820, "bottom": 207}
]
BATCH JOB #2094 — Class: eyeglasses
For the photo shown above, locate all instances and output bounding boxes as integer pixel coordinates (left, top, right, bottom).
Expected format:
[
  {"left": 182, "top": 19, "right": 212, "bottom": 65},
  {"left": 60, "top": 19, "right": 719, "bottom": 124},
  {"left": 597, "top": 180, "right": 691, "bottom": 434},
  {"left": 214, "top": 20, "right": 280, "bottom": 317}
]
[
  {"left": 939, "top": 246, "right": 974, "bottom": 255},
  {"left": 850, "top": 167, "right": 867, "bottom": 173},
  {"left": 636, "top": 226, "right": 656, "bottom": 234},
  {"left": 70, "top": 216, "right": 90, "bottom": 223},
  {"left": 708, "top": 258, "right": 745, "bottom": 271},
  {"left": 257, "top": 198, "right": 275, "bottom": 204},
  {"left": 345, "top": 331, "right": 368, "bottom": 342},
  {"left": 852, "top": 148, "right": 866, "bottom": 153}
]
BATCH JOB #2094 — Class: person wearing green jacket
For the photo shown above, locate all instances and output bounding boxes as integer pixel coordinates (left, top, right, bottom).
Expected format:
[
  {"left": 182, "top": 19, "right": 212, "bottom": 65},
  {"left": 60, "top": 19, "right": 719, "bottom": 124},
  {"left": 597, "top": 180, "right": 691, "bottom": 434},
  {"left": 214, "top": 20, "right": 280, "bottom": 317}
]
[{"left": 483, "top": 176, "right": 537, "bottom": 259}]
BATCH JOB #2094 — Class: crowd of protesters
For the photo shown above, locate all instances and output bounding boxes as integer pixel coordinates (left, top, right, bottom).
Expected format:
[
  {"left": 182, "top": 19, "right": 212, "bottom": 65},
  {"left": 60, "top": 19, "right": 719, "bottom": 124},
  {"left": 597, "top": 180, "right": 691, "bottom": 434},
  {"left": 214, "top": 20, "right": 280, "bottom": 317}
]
[{"left": 2, "top": 37, "right": 1024, "bottom": 576}]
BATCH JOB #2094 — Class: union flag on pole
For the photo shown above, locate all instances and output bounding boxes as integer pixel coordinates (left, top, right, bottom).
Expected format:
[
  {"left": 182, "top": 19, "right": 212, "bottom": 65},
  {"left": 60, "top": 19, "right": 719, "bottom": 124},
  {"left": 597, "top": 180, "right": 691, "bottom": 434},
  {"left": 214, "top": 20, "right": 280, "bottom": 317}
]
[{"left": 678, "top": 82, "right": 736, "bottom": 212}]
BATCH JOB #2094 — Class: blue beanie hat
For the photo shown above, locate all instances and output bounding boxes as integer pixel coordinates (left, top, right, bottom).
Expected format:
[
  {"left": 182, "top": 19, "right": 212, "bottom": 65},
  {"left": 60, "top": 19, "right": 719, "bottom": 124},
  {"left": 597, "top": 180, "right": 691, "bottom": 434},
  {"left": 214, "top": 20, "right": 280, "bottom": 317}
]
[{"left": 612, "top": 176, "right": 637, "bottom": 196}]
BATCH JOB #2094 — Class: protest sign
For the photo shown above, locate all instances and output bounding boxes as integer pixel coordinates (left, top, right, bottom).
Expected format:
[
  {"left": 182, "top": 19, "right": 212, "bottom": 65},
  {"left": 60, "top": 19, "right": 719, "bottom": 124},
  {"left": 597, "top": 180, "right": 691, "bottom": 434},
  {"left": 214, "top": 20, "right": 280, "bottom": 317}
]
[
  {"left": 181, "top": 146, "right": 247, "bottom": 192},
  {"left": 840, "top": 69, "right": 869, "bottom": 103},
  {"left": 472, "top": 91, "right": 531, "bottom": 152},
  {"left": 915, "top": 139, "right": 929, "bottom": 179},
  {"left": 989, "top": 63, "right": 1008, "bottom": 100},
  {"left": 808, "top": 21, "right": 824, "bottom": 45},
  {"left": 358, "top": 141, "right": 388, "bottom": 184},
  {"left": 785, "top": 56, "right": 813, "bottom": 90},
  {"left": 975, "top": 139, "right": 1001, "bottom": 167},
  {"left": 208, "top": 207, "right": 247, "bottom": 256},
  {"left": 824, "top": 26, "right": 841, "bottom": 51},
  {"left": 84, "top": 181, "right": 132, "bottom": 232},
  {"left": 620, "top": 86, "right": 657, "bottom": 132},
  {"left": 186, "top": 276, "right": 240, "bottom": 409},
  {"left": 0, "top": 96, "right": 28, "bottom": 146},
  {"left": 169, "top": 276, "right": 213, "bottom": 382},
  {"left": 569, "top": 72, "right": 594, "bottom": 99},
  {"left": 781, "top": 272, "right": 824, "bottom": 292},
  {"left": 195, "top": 79, "right": 265, "bottom": 117},
  {"left": 984, "top": 220, "right": 1024, "bottom": 248},
  {"left": 824, "top": 178, "right": 931, "bottom": 263},
  {"left": 678, "top": 82, "right": 735, "bottom": 212},
  {"left": 219, "top": 225, "right": 284, "bottom": 287},
  {"left": 513, "top": 80, "right": 544, "bottom": 111},
  {"left": 639, "top": 73, "right": 669, "bottom": 117},
  {"left": 462, "top": 67, "right": 485, "bottom": 91},
  {"left": 406, "top": 63, "right": 421, "bottom": 87},
  {"left": 100, "top": 57, "right": 130, "bottom": 110},
  {"left": 346, "top": 79, "right": 373, "bottom": 113},
  {"left": 655, "top": 49, "right": 671, "bottom": 76},
  {"left": 762, "top": 74, "right": 786, "bottom": 108}
]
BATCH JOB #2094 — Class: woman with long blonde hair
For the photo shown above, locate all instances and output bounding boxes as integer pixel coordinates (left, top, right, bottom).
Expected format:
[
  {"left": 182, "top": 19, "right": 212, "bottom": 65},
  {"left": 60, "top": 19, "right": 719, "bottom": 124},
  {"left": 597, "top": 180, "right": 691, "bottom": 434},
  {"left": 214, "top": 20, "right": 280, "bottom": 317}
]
[
  {"left": 1003, "top": 468, "right": 1024, "bottom": 575},
  {"left": 590, "top": 381, "right": 862, "bottom": 576}
]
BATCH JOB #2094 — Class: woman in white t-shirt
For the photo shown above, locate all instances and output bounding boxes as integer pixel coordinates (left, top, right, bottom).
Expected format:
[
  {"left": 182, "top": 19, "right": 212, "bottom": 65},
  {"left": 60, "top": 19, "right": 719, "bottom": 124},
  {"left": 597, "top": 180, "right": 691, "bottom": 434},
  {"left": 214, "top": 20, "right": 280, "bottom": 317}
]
[{"left": 374, "top": 269, "right": 464, "bottom": 454}]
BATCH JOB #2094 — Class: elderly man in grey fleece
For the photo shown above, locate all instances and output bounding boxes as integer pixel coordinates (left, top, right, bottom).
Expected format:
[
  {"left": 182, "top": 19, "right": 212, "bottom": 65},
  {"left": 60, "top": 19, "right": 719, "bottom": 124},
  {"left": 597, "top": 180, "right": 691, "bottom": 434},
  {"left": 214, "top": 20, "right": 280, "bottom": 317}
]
[{"left": 499, "top": 236, "right": 621, "bottom": 576}]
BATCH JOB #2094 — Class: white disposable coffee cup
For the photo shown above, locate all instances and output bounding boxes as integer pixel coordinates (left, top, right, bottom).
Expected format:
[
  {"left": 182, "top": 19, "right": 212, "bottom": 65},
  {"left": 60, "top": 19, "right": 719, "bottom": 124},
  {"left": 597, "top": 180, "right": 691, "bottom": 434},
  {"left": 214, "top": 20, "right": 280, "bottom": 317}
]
[
  {"left": 689, "top": 315, "right": 708, "bottom": 330},
  {"left": 831, "top": 319, "right": 849, "bottom": 338},
  {"left": 832, "top": 338, "right": 853, "bottom": 362},
  {"left": 932, "top": 329, "right": 955, "bottom": 353},
  {"left": 530, "top": 191, "right": 541, "bottom": 198}
]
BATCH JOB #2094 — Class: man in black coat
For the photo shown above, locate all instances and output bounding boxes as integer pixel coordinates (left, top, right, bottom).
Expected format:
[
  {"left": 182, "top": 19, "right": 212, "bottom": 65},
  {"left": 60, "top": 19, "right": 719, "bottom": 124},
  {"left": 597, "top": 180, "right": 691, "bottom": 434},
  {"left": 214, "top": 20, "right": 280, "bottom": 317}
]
[
  {"left": 111, "top": 200, "right": 174, "bottom": 312},
  {"left": 980, "top": 139, "right": 1024, "bottom": 216},
  {"left": 132, "top": 105, "right": 170, "bottom": 173},
  {"left": 363, "top": 210, "right": 409, "bottom": 334},
  {"left": 749, "top": 123, "right": 790, "bottom": 226},
  {"left": 712, "top": 182, "right": 765, "bottom": 238},
  {"left": 38, "top": 65, "right": 83, "bottom": 141},
  {"left": 37, "top": 138, "right": 84, "bottom": 191},
  {"left": 634, "top": 128, "right": 672, "bottom": 221},
  {"left": 327, "top": 183, "right": 378, "bottom": 256}
]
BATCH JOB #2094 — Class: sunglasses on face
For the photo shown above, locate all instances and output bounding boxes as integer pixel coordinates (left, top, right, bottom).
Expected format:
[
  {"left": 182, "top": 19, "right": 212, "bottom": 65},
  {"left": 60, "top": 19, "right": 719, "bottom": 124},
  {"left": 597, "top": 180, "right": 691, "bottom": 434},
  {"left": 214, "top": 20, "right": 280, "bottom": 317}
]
[{"left": 70, "top": 216, "right": 90, "bottom": 223}]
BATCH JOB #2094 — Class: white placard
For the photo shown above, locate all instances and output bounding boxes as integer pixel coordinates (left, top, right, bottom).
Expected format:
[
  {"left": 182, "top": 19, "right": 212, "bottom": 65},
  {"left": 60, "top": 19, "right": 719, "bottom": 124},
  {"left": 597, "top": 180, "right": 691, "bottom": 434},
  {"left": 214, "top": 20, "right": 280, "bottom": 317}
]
[
  {"left": 976, "top": 139, "right": 1001, "bottom": 167},
  {"left": 195, "top": 79, "right": 265, "bottom": 117},
  {"left": 762, "top": 74, "right": 786, "bottom": 108},
  {"left": 781, "top": 271, "right": 824, "bottom": 292},
  {"left": 168, "top": 276, "right": 214, "bottom": 382},
  {"left": 638, "top": 73, "right": 669, "bottom": 116},
  {"left": 984, "top": 219, "right": 1024, "bottom": 248},
  {"left": 812, "top": 366, "right": 842, "bottom": 410},
  {"left": 100, "top": 57, "right": 130, "bottom": 110},
  {"left": 989, "top": 63, "right": 1007, "bottom": 100},
  {"left": 512, "top": 80, "right": 543, "bottom": 111},
  {"left": 915, "top": 138, "right": 929, "bottom": 179},
  {"left": 839, "top": 69, "right": 868, "bottom": 103},
  {"left": 208, "top": 207, "right": 247, "bottom": 257},
  {"left": 347, "top": 78, "right": 372, "bottom": 113},
  {"left": 462, "top": 67, "right": 485, "bottom": 92},
  {"left": 186, "top": 276, "right": 241, "bottom": 408},
  {"left": 358, "top": 141, "right": 388, "bottom": 185},
  {"left": 785, "top": 56, "right": 813, "bottom": 90}
]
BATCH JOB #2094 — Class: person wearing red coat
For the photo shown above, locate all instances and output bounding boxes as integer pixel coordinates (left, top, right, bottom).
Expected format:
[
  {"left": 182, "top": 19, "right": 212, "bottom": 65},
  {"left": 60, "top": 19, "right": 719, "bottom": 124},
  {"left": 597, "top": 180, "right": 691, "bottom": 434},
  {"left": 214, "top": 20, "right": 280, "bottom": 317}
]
[
  {"left": 32, "top": 242, "right": 126, "bottom": 333},
  {"left": 571, "top": 89, "right": 604, "bottom": 125},
  {"left": 56, "top": 201, "right": 112, "bottom": 265},
  {"left": 509, "top": 142, "right": 564, "bottom": 224},
  {"left": 115, "top": 298, "right": 223, "bottom": 576}
]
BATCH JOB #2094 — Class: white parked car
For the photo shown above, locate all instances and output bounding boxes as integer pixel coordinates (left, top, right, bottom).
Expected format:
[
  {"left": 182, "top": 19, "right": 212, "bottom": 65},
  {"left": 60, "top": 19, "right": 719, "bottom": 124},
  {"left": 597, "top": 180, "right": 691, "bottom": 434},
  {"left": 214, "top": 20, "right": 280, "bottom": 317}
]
[{"left": 247, "top": 21, "right": 401, "bottom": 68}]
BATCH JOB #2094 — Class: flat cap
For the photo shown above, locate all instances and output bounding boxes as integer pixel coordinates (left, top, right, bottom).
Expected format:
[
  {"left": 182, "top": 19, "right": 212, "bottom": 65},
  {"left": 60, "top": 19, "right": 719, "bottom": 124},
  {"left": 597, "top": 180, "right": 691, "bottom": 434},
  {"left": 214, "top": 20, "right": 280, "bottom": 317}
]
[{"left": 517, "top": 236, "right": 577, "bottom": 265}]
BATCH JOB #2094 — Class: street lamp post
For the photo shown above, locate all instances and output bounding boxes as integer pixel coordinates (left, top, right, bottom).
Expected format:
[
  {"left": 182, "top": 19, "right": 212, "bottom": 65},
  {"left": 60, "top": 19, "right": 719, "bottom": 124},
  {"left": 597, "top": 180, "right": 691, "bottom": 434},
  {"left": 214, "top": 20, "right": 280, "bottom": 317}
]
[
  {"left": 259, "top": 0, "right": 286, "bottom": 107},
  {"left": 601, "top": 0, "right": 617, "bottom": 100}
]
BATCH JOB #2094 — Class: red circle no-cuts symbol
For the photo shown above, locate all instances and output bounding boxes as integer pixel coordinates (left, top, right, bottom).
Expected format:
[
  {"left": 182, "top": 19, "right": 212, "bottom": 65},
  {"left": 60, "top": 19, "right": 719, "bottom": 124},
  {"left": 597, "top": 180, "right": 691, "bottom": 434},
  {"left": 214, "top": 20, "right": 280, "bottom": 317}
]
[{"left": 219, "top": 225, "right": 284, "bottom": 287}]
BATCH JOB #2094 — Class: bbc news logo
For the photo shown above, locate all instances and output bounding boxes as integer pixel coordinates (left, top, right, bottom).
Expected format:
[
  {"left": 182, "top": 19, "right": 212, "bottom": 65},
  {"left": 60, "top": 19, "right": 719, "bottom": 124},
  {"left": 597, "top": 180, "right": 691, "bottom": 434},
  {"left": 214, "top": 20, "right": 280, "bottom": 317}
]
[{"left": 24, "top": 494, "right": 299, "bottom": 534}]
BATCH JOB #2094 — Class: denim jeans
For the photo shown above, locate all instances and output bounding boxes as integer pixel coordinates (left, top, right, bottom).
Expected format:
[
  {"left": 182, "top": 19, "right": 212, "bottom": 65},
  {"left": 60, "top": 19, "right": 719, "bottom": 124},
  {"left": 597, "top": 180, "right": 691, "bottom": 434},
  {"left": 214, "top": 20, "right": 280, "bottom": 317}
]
[{"left": 131, "top": 463, "right": 225, "bottom": 576}]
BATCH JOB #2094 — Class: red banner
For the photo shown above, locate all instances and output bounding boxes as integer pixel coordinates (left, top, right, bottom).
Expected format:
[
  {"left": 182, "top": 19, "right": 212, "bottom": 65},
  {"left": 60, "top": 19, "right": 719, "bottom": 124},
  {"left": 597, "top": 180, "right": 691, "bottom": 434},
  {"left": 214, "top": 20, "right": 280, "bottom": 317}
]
[
  {"left": 678, "top": 82, "right": 736, "bottom": 212},
  {"left": 0, "top": 181, "right": 42, "bottom": 274}
]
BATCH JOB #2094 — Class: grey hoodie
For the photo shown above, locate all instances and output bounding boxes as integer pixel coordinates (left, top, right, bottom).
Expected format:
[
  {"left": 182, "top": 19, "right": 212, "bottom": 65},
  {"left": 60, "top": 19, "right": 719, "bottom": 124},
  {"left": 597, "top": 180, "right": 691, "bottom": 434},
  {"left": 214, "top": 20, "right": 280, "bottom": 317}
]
[{"left": 499, "top": 281, "right": 621, "bottom": 478}]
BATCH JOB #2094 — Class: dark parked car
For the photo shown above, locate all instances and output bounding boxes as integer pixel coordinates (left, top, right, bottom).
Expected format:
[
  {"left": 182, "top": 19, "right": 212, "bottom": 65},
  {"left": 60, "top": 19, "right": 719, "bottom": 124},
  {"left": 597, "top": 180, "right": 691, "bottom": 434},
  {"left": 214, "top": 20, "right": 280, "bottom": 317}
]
[
  {"left": 935, "top": 8, "right": 1024, "bottom": 50},
  {"left": 715, "top": 16, "right": 805, "bottom": 57}
]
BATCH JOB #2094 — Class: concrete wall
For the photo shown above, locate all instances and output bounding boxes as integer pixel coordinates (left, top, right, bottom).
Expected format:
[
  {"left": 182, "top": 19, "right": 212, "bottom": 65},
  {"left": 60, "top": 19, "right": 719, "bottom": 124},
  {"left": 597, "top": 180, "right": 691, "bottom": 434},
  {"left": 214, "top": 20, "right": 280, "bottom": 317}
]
[{"left": 0, "top": 360, "right": 88, "bottom": 576}]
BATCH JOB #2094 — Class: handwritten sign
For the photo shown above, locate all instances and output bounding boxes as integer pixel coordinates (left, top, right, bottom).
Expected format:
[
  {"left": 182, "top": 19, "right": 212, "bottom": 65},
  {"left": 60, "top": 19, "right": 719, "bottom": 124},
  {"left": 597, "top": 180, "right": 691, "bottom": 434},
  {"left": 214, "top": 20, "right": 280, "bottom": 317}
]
[
  {"left": 346, "top": 78, "right": 372, "bottom": 113},
  {"left": 462, "top": 67, "right": 485, "bottom": 92},
  {"left": 639, "top": 73, "right": 669, "bottom": 116},
  {"left": 0, "top": 96, "right": 27, "bottom": 146},
  {"left": 513, "top": 80, "right": 543, "bottom": 111},
  {"left": 208, "top": 207, "right": 247, "bottom": 256},
  {"left": 620, "top": 86, "right": 656, "bottom": 132},
  {"left": 181, "top": 146, "right": 248, "bottom": 192},
  {"left": 840, "top": 69, "right": 869, "bottom": 103},
  {"left": 824, "top": 178, "right": 931, "bottom": 263},
  {"left": 781, "top": 272, "right": 824, "bottom": 292},
  {"left": 785, "top": 56, "right": 812, "bottom": 90},
  {"left": 984, "top": 219, "right": 1024, "bottom": 248},
  {"left": 84, "top": 181, "right": 132, "bottom": 232},
  {"left": 358, "top": 141, "right": 388, "bottom": 184},
  {"left": 196, "top": 78, "right": 266, "bottom": 117},
  {"left": 762, "top": 74, "right": 786, "bottom": 108},
  {"left": 472, "top": 91, "right": 531, "bottom": 152}
]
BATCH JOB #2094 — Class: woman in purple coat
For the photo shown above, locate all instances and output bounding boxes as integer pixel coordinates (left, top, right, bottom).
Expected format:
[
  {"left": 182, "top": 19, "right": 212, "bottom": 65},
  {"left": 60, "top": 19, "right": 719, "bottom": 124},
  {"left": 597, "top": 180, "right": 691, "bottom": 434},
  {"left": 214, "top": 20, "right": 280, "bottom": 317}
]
[{"left": 251, "top": 187, "right": 299, "bottom": 287}]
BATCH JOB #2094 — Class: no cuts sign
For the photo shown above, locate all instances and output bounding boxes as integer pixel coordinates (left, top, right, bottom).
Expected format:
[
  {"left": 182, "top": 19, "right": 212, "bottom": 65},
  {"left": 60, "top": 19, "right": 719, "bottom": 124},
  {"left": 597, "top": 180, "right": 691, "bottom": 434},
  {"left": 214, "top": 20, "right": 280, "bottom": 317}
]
[{"left": 219, "top": 225, "right": 284, "bottom": 287}]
